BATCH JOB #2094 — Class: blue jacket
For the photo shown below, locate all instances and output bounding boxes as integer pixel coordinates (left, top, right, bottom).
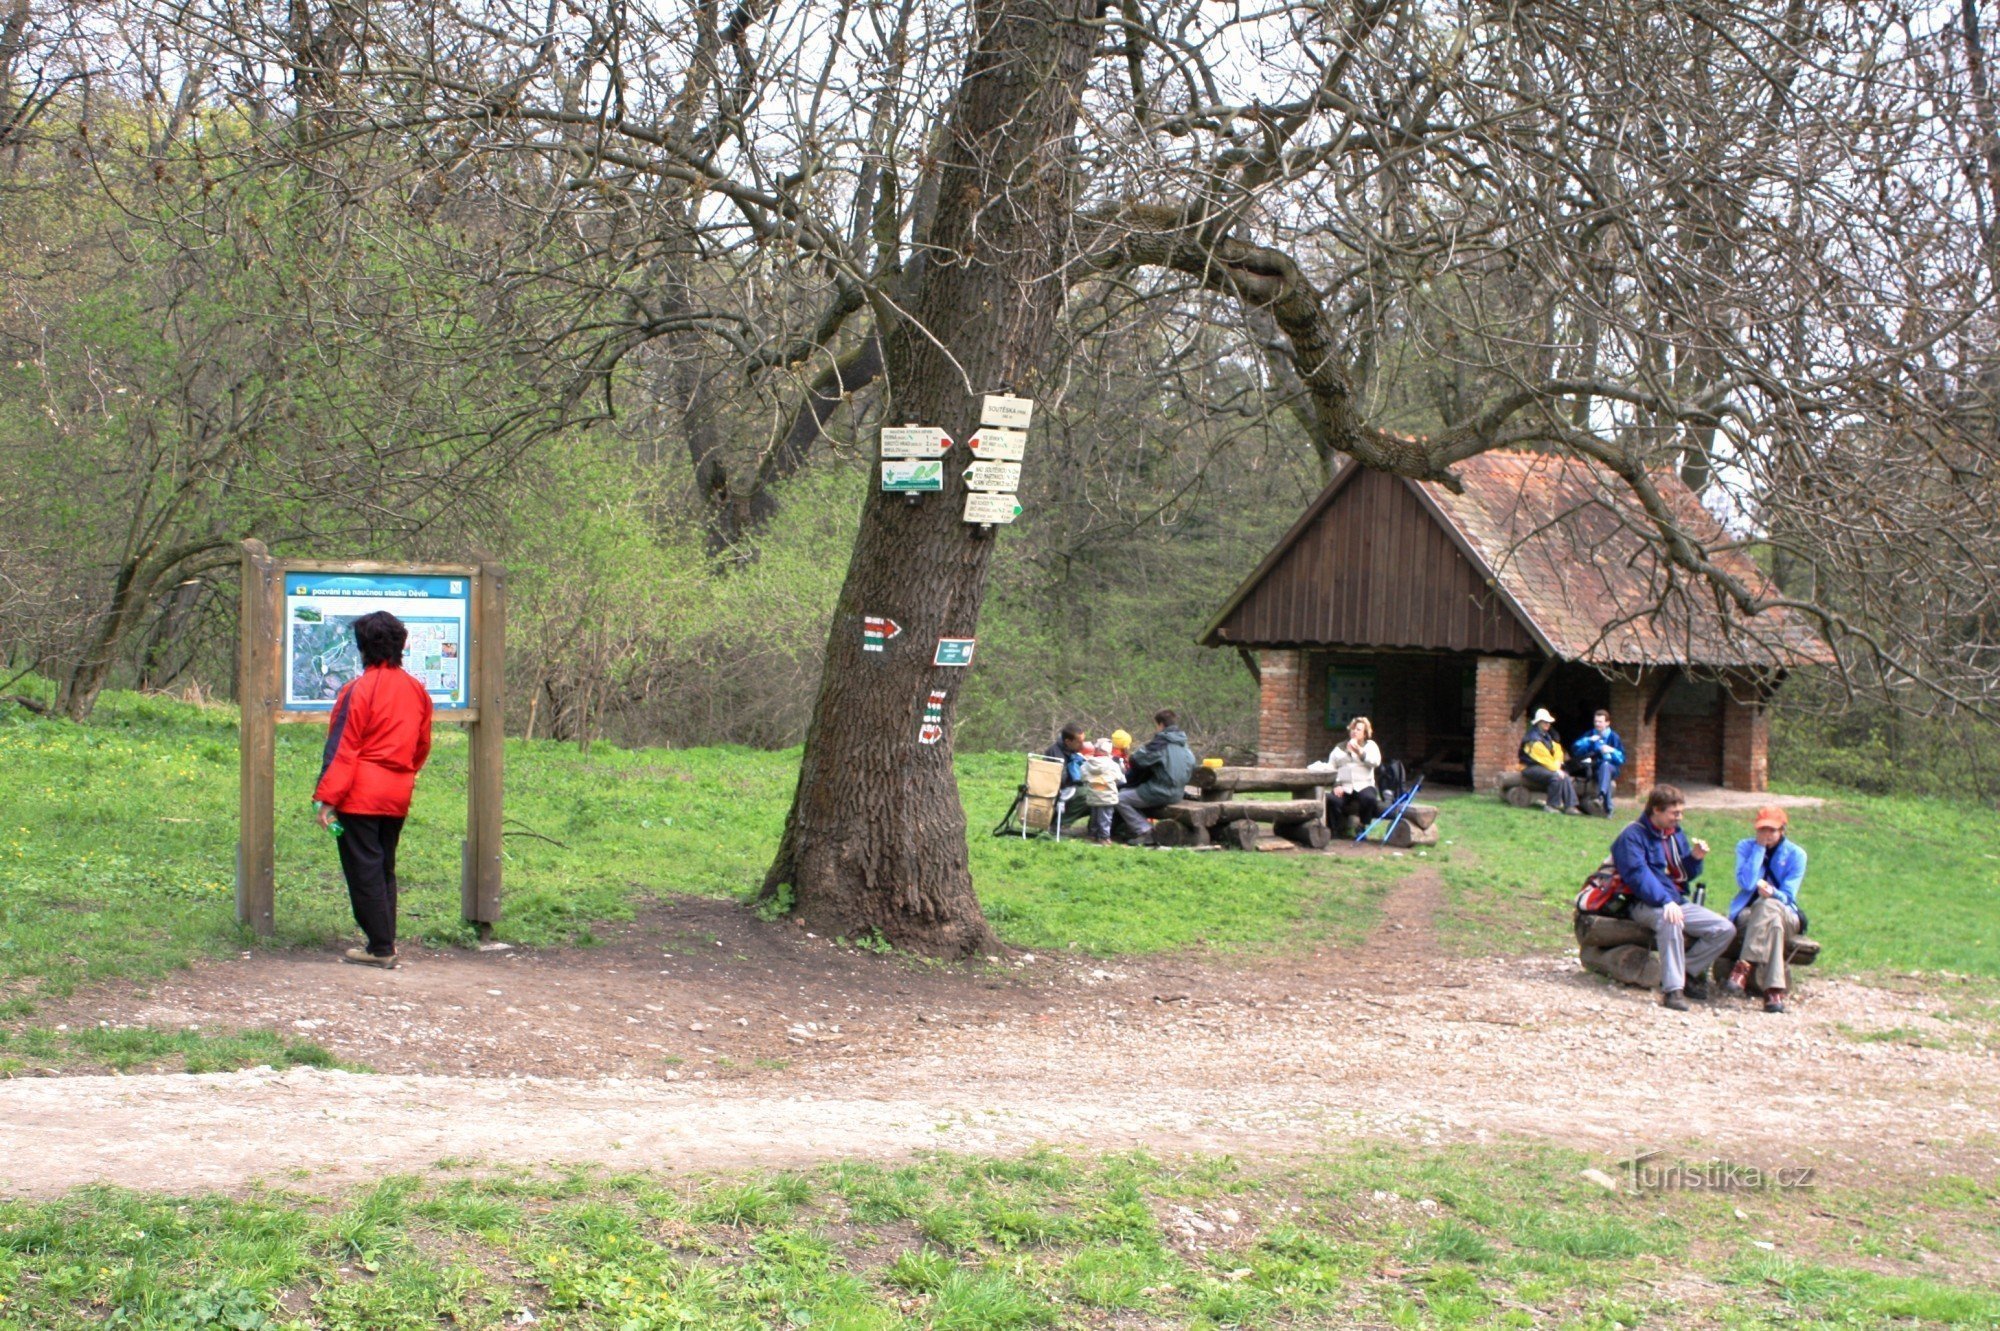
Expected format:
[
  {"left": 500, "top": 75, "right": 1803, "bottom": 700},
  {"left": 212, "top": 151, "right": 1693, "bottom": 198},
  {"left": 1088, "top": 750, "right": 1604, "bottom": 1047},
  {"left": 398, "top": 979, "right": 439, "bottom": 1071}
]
[
  {"left": 1729, "top": 837, "right": 1806, "bottom": 921},
  {"left": 1571, "top": 727, "right": 1625, "bottom": 769},
  {"left": 1611, "top": 817, "right": 1705, "bottom": 907},
  {"left": 1043, "top": 739, "right": 1085, "bottom": 787}
]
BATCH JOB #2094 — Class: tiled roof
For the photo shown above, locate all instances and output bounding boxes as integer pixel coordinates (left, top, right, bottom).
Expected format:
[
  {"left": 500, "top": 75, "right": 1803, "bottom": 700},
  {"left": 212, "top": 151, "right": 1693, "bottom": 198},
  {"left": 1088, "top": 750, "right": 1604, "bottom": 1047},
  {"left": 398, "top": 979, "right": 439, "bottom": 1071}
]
[{"left": 1412, "top": 451, "right": 1833, "bottom": 668}]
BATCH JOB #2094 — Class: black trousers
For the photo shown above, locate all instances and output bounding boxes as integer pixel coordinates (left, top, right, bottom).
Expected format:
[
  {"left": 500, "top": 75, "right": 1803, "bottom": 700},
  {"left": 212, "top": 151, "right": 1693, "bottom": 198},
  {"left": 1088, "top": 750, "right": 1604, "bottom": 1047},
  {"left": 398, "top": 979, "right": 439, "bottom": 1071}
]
[
  {"left": 335, "top": 813, "right": 404, "bottom": 956},
  {"left": 1327, "top": 787, "right": 1383, "bottom": 826}
]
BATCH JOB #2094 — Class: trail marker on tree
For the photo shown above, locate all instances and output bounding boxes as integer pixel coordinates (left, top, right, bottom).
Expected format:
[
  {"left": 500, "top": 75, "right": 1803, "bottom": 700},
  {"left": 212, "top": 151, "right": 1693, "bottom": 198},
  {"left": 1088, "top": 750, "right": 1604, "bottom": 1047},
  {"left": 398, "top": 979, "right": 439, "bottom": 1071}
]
[
  {"left": 863, "top": 616, "right": 903, "bottom": 652},
  {"left": 879, "top": 426, "right": 953, "bottom": 459},
  {"left": 918, "top": 688, "right": 948, "bottom": 745},
  {"left": 236, "top": 540, "right": 505, "bottom": 938},
  {"left": 963, "top": 492, "right": 1023, "bottom": 525},
  {"left": 964, "top": 461, "right": 1022, "bottom": 492},
  {"left": 979, "top": 395, "right": 1034, "bottom": 429},
  {"left": 933, "top": 638, "right": 976, "bottom": 667}
]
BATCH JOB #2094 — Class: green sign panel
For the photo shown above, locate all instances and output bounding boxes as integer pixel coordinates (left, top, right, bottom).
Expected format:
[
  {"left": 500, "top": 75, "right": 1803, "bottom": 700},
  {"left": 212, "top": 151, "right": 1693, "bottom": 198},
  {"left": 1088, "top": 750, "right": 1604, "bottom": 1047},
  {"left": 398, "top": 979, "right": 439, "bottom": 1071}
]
[
  {"left": 934, "top": 637, "right": 976, "bottom": 667},
  {"left": 1324, "top": 664, "right": 1377, "bottom": 730},
  {"left": 881, "top": 460, "right": 944, "bottom": 492}
]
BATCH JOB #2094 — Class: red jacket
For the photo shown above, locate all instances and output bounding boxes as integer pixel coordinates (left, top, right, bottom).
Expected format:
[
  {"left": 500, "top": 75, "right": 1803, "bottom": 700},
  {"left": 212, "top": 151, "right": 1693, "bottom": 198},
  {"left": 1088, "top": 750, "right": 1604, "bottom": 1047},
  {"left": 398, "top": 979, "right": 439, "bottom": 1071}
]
[{"left": 313, "top": 664, "right": 435, "bottom": 816}]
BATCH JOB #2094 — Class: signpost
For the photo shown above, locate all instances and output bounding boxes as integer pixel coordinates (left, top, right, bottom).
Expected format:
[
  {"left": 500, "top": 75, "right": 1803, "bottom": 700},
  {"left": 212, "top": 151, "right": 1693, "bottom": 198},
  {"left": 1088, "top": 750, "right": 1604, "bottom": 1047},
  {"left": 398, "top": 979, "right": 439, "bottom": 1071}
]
[
  {"left": 966, "top": 427, "right": 1027, "bottom": 461},
  {"left": 964, "top": 461, "right": 1022, "bottom": 492},
  {"left": 919, "top": 688, "right": 947, "bottom": 745},
  {"left": 879, "top": 425, "right": 953, "bottom": 459},
  {"left": 237, "top": 542, "right": 505, "bottom": 938},
  {"left": 963, "top": 492, "right": 1024, "bottom": 525},
  {"left": 979, "top": 394, "right": 1034, "bottom": 429}
]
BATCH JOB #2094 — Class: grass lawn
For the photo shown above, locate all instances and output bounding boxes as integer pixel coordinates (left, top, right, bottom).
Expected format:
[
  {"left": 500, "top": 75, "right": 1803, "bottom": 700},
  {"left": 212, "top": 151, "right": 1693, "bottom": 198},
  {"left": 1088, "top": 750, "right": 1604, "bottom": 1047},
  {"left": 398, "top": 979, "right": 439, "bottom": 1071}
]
[
  {"left": 1, "top": 1143, "right": 1994, "bottom": 1329},
  {"left": 0, "top": 687, "right": 1402, "bottom": 1008},
  {"left": 1428, "top": 791, "right": 2000, "bottom": 981}
]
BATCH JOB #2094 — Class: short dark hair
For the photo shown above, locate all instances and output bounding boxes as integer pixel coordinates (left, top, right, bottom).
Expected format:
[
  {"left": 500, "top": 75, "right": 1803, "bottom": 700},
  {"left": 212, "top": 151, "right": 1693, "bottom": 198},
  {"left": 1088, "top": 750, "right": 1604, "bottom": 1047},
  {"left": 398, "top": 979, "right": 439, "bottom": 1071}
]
[
  {"left": 1645, "top": 784, "right": 1685, "bottom": 814},
  {"left": 352, "top": 611, "right": 408, "bottom": 667},
  {"left": 1594, "top": 709, "right": 1611, "bottom": 722},
  {"left": 1060, "top": 722, "right": 1086, "bottom": 742},
  {"left": 1154, "top": 708, "right": 1177, "bottom": 728}
]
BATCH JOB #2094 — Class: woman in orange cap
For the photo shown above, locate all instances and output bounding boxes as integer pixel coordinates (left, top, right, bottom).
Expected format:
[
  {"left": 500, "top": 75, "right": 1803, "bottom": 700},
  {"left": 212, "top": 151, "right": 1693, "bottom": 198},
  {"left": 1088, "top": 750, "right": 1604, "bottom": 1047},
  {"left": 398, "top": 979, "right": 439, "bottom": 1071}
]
[{"left": 1726, "top": 806, "right": 1808, "bottom": 1012}]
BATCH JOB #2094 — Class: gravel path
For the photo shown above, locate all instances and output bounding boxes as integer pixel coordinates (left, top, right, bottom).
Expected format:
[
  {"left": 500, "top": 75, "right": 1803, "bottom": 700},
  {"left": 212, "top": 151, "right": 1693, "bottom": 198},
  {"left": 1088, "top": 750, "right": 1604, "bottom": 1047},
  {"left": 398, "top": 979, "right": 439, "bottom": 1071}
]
[{"left": 3, "top": 876, "right": 1994, "bottom": 1198}]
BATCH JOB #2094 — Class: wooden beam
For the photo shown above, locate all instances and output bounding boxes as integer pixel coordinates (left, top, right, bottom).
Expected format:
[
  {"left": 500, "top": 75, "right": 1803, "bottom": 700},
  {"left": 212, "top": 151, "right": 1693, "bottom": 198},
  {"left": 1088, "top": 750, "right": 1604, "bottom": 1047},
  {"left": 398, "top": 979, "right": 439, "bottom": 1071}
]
[
  {"left": 462, "top": 563, "right": 507, "bottom": 933},
  {"left": 235, "top": 540, "right": 278, "bottom": 937},
  {"left": 1235, "top": 646, "right": 1261, "bottom": 683},
  {"left": 1512, "top": 656, "right": 1560, "bottom": 721},
  {"left": 1643, "top": 666, "right": 1681, "bottom": 724}
]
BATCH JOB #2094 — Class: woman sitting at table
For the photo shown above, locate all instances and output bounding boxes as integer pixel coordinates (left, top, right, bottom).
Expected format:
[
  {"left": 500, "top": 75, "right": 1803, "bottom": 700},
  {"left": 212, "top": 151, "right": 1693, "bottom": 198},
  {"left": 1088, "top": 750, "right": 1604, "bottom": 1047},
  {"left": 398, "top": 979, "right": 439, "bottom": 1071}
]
[{"left": 1315, "top": 716, "right": 1382, "bottom": 832}]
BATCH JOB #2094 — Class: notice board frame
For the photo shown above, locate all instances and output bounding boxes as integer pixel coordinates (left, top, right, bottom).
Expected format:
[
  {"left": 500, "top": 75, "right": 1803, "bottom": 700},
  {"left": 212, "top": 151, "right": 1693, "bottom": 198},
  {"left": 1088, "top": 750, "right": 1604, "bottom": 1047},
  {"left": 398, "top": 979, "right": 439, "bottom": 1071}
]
[{"left": 236, "top": 541, "right": 505, "bottom": 937}]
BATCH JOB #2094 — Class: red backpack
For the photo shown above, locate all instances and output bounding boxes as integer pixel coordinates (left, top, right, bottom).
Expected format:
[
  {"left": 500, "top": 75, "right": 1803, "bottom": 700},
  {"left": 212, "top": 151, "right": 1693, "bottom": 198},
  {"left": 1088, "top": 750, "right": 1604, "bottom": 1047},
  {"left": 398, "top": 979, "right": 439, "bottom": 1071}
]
[{"left": 1574, "top": 857, "right": 1631, "bottom": 915}]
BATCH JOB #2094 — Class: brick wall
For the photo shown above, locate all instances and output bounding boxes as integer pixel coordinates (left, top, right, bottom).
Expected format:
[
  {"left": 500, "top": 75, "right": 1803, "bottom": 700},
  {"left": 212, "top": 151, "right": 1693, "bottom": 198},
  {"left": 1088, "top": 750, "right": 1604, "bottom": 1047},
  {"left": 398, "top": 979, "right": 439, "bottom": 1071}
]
[
  {"left": 1471, "top": 655, "right": 1530, "bottom": 790},
  {"left": 1256, "top": 650, "right": 1311, "bottom": 767},
  {"left": 1721, "top": 690, "right": 1769, "bottom": 792},
  {"left": 1607, "top": 675, "right": 1658, "bottom": 798}
]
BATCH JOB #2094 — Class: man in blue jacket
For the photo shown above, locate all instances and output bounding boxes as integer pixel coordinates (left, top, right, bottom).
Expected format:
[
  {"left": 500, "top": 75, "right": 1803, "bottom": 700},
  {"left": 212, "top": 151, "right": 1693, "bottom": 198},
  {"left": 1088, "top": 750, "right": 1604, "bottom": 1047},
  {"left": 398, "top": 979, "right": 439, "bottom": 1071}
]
[
  {"left": 1611, "top": 784, "right": 1734, "bottom": 1011},
  {"left": 1044, "top": 723, "right": 1088, "bottom": 830},
  {"left": 1570, "top": 709, "right": 1625, "bottom": 816}
]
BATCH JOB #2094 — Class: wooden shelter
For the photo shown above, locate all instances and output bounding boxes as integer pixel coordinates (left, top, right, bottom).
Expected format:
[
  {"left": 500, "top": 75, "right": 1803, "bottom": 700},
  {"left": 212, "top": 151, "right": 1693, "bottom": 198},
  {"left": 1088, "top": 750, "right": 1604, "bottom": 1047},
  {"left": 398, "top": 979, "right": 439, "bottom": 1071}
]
[{"left": 1202, "top": 452, "right": 1832, "bottom": 794}]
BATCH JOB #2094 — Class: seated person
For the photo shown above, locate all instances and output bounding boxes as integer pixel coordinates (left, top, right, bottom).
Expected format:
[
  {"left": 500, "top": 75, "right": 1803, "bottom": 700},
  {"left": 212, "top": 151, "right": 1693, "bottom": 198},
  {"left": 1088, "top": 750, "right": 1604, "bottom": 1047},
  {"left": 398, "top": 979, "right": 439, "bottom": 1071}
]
[
  {"left": 1312, "top": 715, "right": 1383, "bottom": 831},
  {"left": 1112, "top": 709, "right": 1196, "bottom": 840},
  {"left": 1044, "top": 723, "right": 1087, "bottom": 825},
  {"left": 1520, "top": 709, "right": 1580, "bottom": 813},
  {"left": 1612, "top": 784, "right": 1734, "bottom": 1012},
  {"left": 1569, "top": 709, "right": 1624, "bottom": 816},
  {"left": 1725, "top": 806, "right": 1807, "bottom": 1013}
]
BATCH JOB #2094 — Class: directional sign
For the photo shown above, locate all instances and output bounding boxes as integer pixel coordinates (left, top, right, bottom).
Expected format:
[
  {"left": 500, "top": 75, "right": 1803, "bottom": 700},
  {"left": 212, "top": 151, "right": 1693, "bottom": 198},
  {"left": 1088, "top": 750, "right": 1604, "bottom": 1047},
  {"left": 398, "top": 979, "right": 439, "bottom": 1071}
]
[
  {"left": 863, "top": 616, "right": 903, "bottom": 652},
  {"left": 964, "top": 461, "right": 1021, "bottom": 492},
  {"left": 881, "top": 460, "right": 944, "bottom": 492},
  {"left": 979, "top": 394, "right": 1034, "bottom": 430},
  {"left": 934, "top": 637, "right": 977, "bottom": 667},
  {"left": 963, "top": 491, "right": 1023, "bottom": 525},
  {"left": 966, "top": 427, "right": 1027, "bottom": 461},
  {"left": 880, "top": 426, "right": 953, "bottom": 459},
  {"left": 919, "top": 688, "right": 947, "bottom": 745}
]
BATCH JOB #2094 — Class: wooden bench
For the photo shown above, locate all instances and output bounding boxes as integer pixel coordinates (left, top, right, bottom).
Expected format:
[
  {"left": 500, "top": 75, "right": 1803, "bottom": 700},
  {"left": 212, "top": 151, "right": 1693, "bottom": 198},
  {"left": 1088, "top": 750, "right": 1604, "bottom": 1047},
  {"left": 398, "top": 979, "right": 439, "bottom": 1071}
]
[
  {"left": 1574, "top": 910, "right": 1820, "bottom": 989},
  {"left": 1151, "top": 766, "right": 1439, "bottom": 851},
  {"left": 1497, "top": 768, "right": 1607, "bottom": 816}
]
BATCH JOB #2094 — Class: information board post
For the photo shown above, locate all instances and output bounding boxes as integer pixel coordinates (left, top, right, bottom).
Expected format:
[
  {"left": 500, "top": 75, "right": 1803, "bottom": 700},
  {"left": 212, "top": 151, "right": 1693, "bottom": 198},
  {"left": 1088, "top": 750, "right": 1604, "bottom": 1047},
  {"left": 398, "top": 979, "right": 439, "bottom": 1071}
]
[
  {"left": 463, "top": 563, "right": 505, "bottom": 933},
  {"left": 236, "top": 540, "right": 279, "bottom": 936},
  {"left": 237, "top": 547, "right": 505, "bottom": 940}
]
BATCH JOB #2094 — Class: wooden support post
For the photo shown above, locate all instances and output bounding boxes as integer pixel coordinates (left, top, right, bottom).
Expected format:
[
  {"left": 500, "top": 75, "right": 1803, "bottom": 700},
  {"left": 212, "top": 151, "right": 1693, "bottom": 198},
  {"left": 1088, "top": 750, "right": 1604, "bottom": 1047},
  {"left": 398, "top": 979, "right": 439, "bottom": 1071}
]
[
  {"left": 1511, "top": 656, "right": 1560, "bottom": 721},
  {"left": 235, "top": 541, "right": 278, "bottom": 937},
  {"left": 462, "top": 563, "right": 506, "bottom": 934}
]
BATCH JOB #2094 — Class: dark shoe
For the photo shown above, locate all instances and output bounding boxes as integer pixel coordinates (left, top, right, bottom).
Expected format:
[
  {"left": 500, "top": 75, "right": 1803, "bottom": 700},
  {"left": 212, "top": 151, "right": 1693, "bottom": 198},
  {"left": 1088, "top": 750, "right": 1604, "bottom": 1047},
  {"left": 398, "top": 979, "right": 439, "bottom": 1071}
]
[
  {"left": 1764, "top": 991, "right": 1786, "bottom": 1014},
  {"left": 1685, "top": 977, "right": 1711, "bottom": 1001},
  {"left": 1724, "top": 962, "right": 1751, "bottom": 997},
  {"left": 343, "top": 947, "right": 398, "bottom": 969},
  {"left": 1661, "top": 990, "right": 1690, "bottom": 1012}
]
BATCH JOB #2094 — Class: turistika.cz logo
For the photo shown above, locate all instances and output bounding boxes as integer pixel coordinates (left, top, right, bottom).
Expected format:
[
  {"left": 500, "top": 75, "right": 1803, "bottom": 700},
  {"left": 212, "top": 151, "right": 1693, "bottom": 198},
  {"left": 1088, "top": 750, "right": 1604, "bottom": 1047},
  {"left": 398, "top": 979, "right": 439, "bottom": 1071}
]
[{"left": 1621, "top": 1151, "right": 1817, "bottom": 1193}]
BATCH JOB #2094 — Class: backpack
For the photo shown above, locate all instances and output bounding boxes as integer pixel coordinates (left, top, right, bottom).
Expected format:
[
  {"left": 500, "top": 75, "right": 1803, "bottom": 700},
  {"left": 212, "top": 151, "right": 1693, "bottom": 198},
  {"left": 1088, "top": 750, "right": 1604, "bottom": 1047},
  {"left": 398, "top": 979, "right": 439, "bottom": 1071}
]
[
  {"left": 1574, "top": 856, "right": 1631, "bottom": 916},
  {"left": 1375, "top": 759, "right": 1408, "bottom": 801}
]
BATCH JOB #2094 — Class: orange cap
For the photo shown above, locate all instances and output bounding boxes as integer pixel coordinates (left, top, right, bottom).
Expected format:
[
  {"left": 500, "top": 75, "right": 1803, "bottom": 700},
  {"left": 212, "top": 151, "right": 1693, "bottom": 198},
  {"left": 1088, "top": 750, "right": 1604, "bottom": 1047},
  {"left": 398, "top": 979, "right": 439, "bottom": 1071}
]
[{"left": 1753, "top": 805, "right": 1788, "bottom": 831}]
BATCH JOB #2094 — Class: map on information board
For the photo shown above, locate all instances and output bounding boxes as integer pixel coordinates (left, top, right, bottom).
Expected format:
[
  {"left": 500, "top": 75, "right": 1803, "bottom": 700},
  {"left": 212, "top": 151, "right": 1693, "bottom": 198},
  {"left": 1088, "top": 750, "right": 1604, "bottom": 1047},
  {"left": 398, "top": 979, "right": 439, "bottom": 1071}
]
[{"left": 284, "top": 572, "right": 472, "bottom": 710}]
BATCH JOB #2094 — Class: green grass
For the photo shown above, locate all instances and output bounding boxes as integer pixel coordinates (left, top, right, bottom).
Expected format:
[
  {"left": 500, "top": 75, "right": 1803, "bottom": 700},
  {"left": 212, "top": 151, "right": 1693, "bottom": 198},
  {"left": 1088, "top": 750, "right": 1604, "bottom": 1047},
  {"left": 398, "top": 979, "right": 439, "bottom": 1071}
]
[
  {"left": 1, "top": 1144, "right": 1995, "bottom": 1329},
  {"left": 0, "top": 1024, "right": 357, "bottom": 1077},
  {"left": 0, "top": 687, "right": 1401, "bottom": 1005},
  {"left": 1428, "top": 790, "right": 2000, "bottom": 981}
]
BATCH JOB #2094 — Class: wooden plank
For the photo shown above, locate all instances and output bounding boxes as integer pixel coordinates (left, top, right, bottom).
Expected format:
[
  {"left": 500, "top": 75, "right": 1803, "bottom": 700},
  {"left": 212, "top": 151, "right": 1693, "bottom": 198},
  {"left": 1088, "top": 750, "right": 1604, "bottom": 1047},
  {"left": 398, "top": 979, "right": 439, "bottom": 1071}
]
[
  {"left": 462, "top": 563, "right": 506, "bottom": 931},
  {"left": 1252, "top": 834, "right": 1296, "bottom": 852},
  {"left": 279, "top": 559, "right": 482, "bottom": 576},
  {"left": 1202, "top": 798, "right": 1325, "bottom": 824},
  {"left": 1160, "top": 801, "right": 1224, "bottom": 829},
  {"left": 279, "top": 708, "right": 480, "bottom": 724},
  {"left": 1385, "top": 822, "right": 1439, "bottom": 848},
  {"left": 236, "top": 540, "right": 278, "bottom": 937},
  {"left": 1188, "top": 766, "right": 1331, "bottom": 793},
  {"left": 1279, "top": 820, "right": 1332, "bottom": 850}
]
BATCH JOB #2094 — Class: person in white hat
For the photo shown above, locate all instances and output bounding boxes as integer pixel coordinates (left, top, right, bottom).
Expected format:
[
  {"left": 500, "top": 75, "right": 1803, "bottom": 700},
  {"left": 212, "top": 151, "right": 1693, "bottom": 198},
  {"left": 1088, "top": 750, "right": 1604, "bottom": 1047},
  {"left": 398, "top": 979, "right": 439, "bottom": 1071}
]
[{"left": 1519, "top": 708, "right": 1580, "bottom": 813}]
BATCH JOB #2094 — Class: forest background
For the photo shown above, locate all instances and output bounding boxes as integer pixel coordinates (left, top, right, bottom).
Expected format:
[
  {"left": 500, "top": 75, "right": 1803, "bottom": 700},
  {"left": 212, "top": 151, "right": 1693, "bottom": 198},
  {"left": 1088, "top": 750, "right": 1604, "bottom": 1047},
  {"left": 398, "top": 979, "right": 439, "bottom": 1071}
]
[{"left": 3, "top": 0, "right": 1997, "bottom": 801}]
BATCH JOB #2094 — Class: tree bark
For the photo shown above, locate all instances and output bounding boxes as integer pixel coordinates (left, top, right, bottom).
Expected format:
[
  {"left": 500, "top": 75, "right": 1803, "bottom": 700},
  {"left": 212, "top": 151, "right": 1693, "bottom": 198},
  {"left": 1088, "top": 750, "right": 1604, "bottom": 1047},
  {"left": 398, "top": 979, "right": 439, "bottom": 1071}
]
[{"left": 759, "top": 0, "right": 1099, "bottom": 954}]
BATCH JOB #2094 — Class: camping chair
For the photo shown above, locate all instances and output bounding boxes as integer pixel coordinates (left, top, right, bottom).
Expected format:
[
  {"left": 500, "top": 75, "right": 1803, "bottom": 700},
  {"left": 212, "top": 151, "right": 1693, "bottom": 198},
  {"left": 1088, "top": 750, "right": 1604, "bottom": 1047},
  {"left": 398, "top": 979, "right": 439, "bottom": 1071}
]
[
  {"left": 1355, "top": 776, "right": 1424, "bottom": 844},
  {"left": 992, "top": 753, "right": 1072, "bottom": 839}
]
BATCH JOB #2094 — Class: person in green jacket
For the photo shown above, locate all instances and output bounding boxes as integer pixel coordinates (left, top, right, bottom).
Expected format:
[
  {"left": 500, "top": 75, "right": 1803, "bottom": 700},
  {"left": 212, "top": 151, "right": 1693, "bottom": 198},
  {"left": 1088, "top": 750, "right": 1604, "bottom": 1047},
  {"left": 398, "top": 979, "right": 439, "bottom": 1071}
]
[{"left": 1112, "top": 709, "right": 1196, "bottom": 840}]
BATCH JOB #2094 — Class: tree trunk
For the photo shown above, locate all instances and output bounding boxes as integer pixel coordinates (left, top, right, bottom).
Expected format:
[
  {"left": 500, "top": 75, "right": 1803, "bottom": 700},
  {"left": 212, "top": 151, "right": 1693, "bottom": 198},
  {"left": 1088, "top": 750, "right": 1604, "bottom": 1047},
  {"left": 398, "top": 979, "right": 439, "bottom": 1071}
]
[{"left": 759, "top": 0, "right": 1099, "bottom": 954}]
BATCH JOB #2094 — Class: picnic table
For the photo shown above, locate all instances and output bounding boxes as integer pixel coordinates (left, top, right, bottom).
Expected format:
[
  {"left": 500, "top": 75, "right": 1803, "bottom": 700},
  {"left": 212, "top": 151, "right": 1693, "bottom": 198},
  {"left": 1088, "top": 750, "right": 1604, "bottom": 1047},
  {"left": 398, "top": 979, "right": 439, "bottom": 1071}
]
[{"left": 1150, "top": 766, "right": 1439, "bottom": 851}]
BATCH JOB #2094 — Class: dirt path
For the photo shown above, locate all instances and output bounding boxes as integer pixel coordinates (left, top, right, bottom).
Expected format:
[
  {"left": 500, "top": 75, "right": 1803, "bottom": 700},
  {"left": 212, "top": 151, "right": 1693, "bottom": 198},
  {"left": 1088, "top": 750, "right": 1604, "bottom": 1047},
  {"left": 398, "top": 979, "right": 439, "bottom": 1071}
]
[{"left": 4, "top": 876, "right": 1996, "bottom": 1198}]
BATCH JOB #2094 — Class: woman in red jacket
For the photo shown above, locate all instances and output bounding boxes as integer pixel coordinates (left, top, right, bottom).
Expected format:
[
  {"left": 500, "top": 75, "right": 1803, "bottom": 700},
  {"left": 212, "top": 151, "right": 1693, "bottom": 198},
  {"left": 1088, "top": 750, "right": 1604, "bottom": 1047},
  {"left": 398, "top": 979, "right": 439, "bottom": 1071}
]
[{"left": 313, "top": 611, "right": 434, "bottom": 967}]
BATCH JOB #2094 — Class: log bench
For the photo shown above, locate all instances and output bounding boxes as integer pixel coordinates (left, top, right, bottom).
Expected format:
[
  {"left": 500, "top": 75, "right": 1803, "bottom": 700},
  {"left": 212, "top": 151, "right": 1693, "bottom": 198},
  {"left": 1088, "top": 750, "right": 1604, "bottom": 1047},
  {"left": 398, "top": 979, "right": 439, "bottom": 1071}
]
[
  {"left": 1497, "top": 768, "right": 1607, "bottom": 816},
  {"left": 1574, "top": 910, "right": 1821, "bottom": 990}
]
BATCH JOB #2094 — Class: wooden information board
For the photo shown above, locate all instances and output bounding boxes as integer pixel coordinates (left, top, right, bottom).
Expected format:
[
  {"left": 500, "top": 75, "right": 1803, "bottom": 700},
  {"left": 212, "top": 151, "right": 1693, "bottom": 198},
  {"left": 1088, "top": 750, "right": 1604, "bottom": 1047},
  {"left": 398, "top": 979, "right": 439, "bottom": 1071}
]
[{"left": 237, "top": 541, "right": 505, "bottom": 937}]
